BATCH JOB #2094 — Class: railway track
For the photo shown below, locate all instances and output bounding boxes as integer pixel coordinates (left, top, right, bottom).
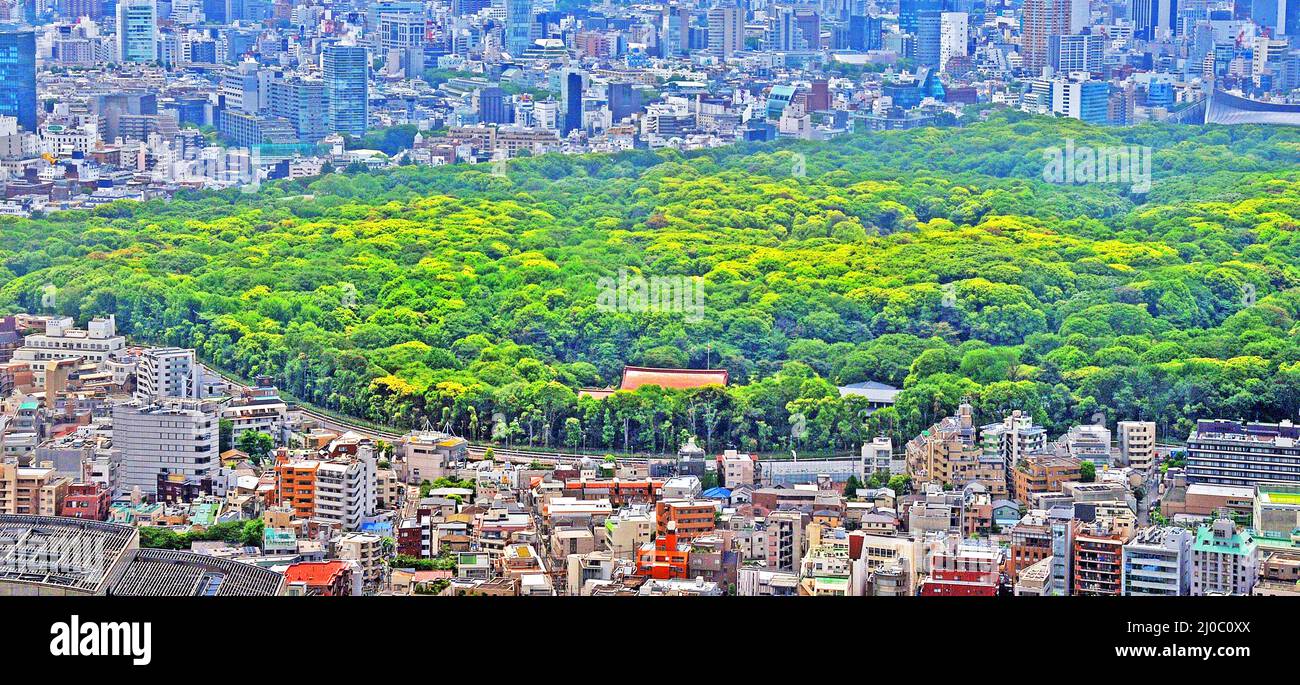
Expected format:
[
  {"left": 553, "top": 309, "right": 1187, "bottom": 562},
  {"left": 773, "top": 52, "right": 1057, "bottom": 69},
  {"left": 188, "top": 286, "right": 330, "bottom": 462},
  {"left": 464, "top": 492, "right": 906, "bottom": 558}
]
[{"left": 203, "top": 364, "right": 656, "bottom": 463}]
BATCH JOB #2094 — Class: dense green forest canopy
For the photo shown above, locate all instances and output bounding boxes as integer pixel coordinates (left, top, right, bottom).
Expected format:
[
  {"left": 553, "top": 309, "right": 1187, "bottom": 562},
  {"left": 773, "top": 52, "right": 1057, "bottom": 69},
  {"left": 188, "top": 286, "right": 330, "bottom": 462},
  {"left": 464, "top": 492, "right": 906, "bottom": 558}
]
[{"left": 2, "top": 111, "right": 1299, "bottom": 455}]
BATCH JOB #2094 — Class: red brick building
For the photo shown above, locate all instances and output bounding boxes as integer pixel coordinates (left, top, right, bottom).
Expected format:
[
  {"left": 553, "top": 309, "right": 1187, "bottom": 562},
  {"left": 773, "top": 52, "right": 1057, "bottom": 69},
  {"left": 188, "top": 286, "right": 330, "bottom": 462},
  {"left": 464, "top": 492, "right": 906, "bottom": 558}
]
[{"left": 60, "top": 482, "right": 111, "bottom": 521}]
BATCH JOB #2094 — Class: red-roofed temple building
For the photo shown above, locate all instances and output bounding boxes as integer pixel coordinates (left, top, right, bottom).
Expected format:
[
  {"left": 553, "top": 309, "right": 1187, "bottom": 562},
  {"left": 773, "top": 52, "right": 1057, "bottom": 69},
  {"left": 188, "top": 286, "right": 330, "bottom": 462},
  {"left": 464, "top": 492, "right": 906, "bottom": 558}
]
[{"left": 580, "top": 366, "right": 729, "bottom": 399}]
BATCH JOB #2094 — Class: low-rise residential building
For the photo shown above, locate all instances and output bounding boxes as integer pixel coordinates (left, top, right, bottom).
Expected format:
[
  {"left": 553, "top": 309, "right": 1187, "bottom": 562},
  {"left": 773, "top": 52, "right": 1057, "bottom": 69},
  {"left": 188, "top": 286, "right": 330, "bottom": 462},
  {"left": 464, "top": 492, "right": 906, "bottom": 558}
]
[
  {"left": 1254, "top": 550, "right": 1300, "bottom": 596},
  {"left": 336, "top": 532, "right": 385, "bottom": 587},
  {"left": 1012, "top": 452, "right": 1082, "bottom": 505},
  {"left": 284, "top": 560, "right": 355, "bottom": 596},
  {"left": 0, "top": 463, "right": 71, "bottom": 516}
]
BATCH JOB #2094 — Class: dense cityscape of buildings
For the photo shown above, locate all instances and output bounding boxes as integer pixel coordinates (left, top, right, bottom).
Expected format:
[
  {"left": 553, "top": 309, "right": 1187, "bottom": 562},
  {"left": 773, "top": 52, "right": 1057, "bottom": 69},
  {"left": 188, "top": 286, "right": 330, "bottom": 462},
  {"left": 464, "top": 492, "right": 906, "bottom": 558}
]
[
  {"left": 2, "top": 311, "right": 1299, "bottom": 597},
  {"left": 0, "top": 0, "right": 1297, "bottom": 215}
]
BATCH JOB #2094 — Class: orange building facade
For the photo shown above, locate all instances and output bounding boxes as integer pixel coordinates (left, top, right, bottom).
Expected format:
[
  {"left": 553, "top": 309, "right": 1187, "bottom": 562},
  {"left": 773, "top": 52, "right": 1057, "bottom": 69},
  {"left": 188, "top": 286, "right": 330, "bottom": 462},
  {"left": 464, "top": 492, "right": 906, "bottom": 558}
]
[
  {"left": 635, "top": 527, "right": 690, "bottom": 580},
  {"left": 275, "top": 456, "right": 319, "bottom": 519},
  {"left": 655, "top": 500, "right": 716, "bottom": 540}
]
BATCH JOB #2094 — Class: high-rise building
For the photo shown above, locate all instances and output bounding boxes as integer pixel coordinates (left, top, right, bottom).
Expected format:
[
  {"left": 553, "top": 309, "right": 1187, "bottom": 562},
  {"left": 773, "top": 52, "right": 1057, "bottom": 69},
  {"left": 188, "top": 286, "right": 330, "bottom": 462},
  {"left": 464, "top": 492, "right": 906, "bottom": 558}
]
[
  {"left": 377, "top": 11, "right": 426, "bottom": 52},
  {"left": 707, "top": 5, "right": 743, "bottom": 57},
  {"left": 453, "top": 0, "right": 492, "bottom": 14},
  {"left": 269, "top": 75, "right": 328, "bottom": 143},
  {"left": 1052, "top": 76, "right": 1110, "bottom": 124},
  {"left": 112, "top": 399, "right": 220, "bottom": 496},
  {"left": 1123, "top": 526, "right": 1193, "bottom": 595},
  {"left": 58, "top": 0, "right": 102, "bottom": 19},
  {"left": 1130, "top": 0, "right": 1179, "bottom": 39},
  {"left": 116, "top": 0, "right": 157, "bottom": 63},
  {"left": 661, "top": 3, "right": 690, "bottom": 57},
  {"left": 607, "top": 81, "right": 642, "bottom": 122},
  {"left": 766, "top": 5, "right": 818, "bottom": 51},
  {"left": 794, "top": 9, "right": 820, "bottom": 50},
  {"left": 938, "top": 11, "right": 968, "bottom": 71},
  {"left": 323, "top": 42, "right": 369, "bottom": 137},
  {"left": 767, "top": 5, "right": 796, "bottom": 51},
  {"left": 1022, "top": 0, "right": 1070, "bottom": 73},
  {"left": 1256, "top": 0, "right": 1299, "bottom": 36},
  {"left": 202, "top": 0, "right": 227, "bottom": 23},
  {"left": 477, "top": 86, "right": 511, "bottom": 124},
  {"left": 1048, "top": 32, "right": 1106, "bottom": 73},
  {"left": 562, "top": 69, "right": 583, "bottom": 134},
  {"left": 0, "top": 25, "right": 36, "bottom": 133},
  {"left": 848, "top": 13, "right": 883, "bottom": 51},
  {"left": 899, "top": 0, "right": 942, "bottom": 35},
  {"left": 504, "top": 0, "right": 534, "bottom": 56},
  {"left": 915, "top": 9, "right": 942, "bottom": 67}
]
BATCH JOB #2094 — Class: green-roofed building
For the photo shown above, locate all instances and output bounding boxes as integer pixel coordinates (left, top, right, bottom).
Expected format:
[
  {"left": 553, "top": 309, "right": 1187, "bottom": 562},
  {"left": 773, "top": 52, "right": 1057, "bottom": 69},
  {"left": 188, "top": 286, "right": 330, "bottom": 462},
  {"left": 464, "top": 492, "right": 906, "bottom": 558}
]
[
  {"left": 1253, "top": 483, "right": 1300, "bottom": 550},
  {"left": 1191, "top": 518, "right": 1258, "bottom": 596}
]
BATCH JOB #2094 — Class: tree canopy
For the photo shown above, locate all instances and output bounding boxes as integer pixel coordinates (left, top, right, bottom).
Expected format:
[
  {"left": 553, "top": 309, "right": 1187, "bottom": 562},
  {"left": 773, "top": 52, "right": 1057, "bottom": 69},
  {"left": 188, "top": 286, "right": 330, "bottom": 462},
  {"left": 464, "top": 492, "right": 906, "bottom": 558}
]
[{"left": 2, "top": 111, "right": 1298, "bottom": 455}]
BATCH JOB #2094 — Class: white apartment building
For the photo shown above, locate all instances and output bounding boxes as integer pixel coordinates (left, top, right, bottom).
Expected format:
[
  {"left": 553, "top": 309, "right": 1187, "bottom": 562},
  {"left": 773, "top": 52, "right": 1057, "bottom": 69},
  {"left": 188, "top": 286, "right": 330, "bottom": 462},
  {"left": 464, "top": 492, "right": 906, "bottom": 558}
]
[
  {"left": 981, "top": 409, "right": 1048, "bottom": 474},
  {"left": 862, "top": 436, "right": 900, "bottom": 476},
  {"left": 1122, "top": 525, "right": 1192, "bottom": 596},
  {"left": 111, "top": 399, "right": 219, "bottom": 496},
  {"left": 312, "top": 453, "right": 378, "bottom": 531},
  {"left": 134, "top": 347, "right": 197, "bottom": 401},
  {"left": 736, "top": 567, "right": 801, "bottom": 596},
  {"left": 1063, "top": 424, "right": 1112, "bottom": 466}
]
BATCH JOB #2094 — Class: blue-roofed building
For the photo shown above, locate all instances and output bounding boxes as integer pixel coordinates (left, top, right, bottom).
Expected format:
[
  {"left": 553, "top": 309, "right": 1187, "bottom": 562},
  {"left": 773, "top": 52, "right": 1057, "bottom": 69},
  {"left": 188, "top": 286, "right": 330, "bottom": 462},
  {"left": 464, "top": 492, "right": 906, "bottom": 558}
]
[
  {"left": 701, "top": 486, "right": 733, "bottom": 501},
  {"left": 993, "top": 499, "right": 1021, "bottom": 530},
  {"left": 359, "top": 521, "right": 393, "bottom": 537}
]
